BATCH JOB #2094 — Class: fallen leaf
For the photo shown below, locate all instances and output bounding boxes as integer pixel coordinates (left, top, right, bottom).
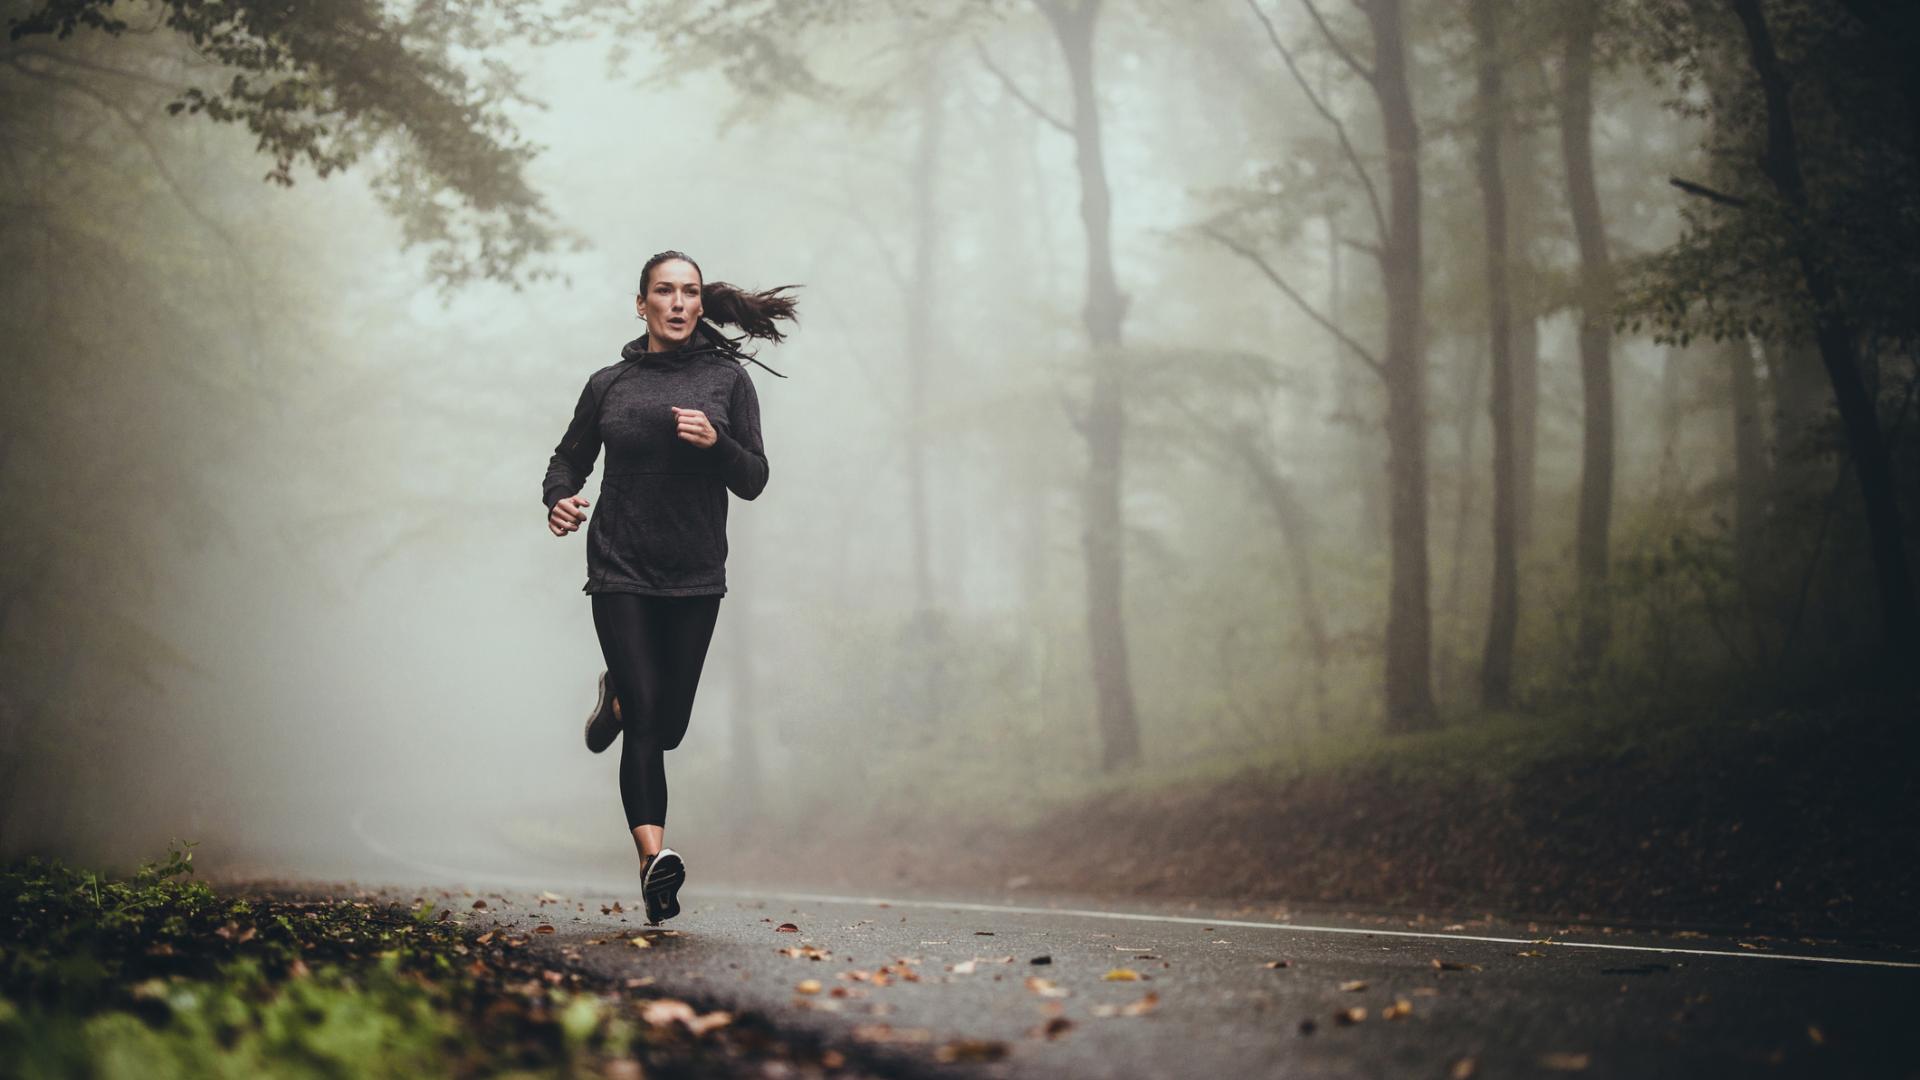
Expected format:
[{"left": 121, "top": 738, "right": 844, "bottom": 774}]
[
  {"left": 1103, "top": 968, "right": 1142, "bottom": 981},
  {"left": 471, "top": 900, "right": 488, "bottom": 910},
  {"left": 775, "top": 922, "right": 800, "bottom": 933},
  {"left": 795, "top": 979, "right": 823, "bottom": 994},
  {"left": 685, "top": 1010, "right": 733, "bottom": 1036},
  {"left": 1382, "top": 999, "right": 1413, "bottom": 1020},
  {"left": 851, "top": 1024, "right": 932, "bottom": 1044},
  {"left": 629, "top": 936, "right": 652, "bottom": 949},
  {"left": 1807, "top": 1026, "right": 1825, "bottom": 1046},
  {"left": 1025, "top": 976, "right": 1071, "bottom": 998},
  {"left": 1335, "top": 1006, "right": 1367, "bottom": 1025},
  {"left": 533, "top": 924, "right": 556, "bottom": 935},
  {"left": 778, "top": 945, "right": 829, "bottom": 960},
  {"left": 1339, "top": 980, "right": 1369, "bottom": 992},
  {"left": 475, "top": 931, "right": 496, "bottom": 945},
  {"left": 1443, "top": 924, "right": 1467, "bottom": 932},
  {"left": 1539, "top": 1051, "right": 1591, "bottom": 1071},
  {"left": 1263, "top": 959, "right": 1292, "bottom": 969},
  {"left": 951, "top": 960, "right": 977, "bottom": 974},
  {"left": 624, "top": 976, "right": 655, "bottom": 989},
  {"left": 640, "top": 999, "right": 695, "bottom": 1027},
  {"left": 538, "top": 890, "right": 564, "bottom": 902},
  {"left": 1432, "top": 959, "right": 1482, "bottom": 972},
  {"left": 1030, "top": 954, "right": 1053, "bottom": 965},
  {"left": 936, "top": 1038, "right": 1008, "bottom": 1063},
  {"left": 1449, "top": 1057, "right": 1477, "bottom": 1079},
  {"left": 1515, "top": 949, "right": 1546, "bottom": 958},
  {"left": 1031, "top": 1016, "right": 1074, "bottom": 1039},
  {"left": 974, "top": 930, "right": 996, "bottom": 936},
  {"left": 1122, "top": 990, "right": 1160, "bottom": 1016}
]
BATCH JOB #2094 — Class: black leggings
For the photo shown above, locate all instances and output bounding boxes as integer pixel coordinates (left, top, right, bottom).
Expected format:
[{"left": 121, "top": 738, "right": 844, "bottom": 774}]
[{"left": 590, "top": 592, "right": 722, "bottom": 830}]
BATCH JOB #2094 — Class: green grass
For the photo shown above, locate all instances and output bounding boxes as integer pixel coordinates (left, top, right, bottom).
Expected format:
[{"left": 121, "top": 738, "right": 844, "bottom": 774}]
[{"left": 0, "top": 843, "right": 636, "bottom": 1079}]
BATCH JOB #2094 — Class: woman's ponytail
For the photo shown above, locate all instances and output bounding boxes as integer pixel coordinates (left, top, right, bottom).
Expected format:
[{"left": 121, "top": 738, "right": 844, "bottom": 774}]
[{"left": 702, "top": 281, "right": 801, "bottom": 343}]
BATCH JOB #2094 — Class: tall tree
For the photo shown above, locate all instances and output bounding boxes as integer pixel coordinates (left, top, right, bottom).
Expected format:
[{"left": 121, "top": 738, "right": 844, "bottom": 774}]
[
  {"left": 1725, "top": 0, "right": 1917, "bottom": 654},
  {"left": 902, "top": 53, "right": 953, "bottom": 728},
  {"left": 1556, "top": 0, "right": 1617, "bottom": 671},
  {"left": 1210, "top": 0, "right": 1436, "bottom": 731},
  {"left": 981, "top": 0, "right": 1143, "bottom": 768},
  {"left": 1472, "top": 0, "right": 1519, "bottom": 708}
]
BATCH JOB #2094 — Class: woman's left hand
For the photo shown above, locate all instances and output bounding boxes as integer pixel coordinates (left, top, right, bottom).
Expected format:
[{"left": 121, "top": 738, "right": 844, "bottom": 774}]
[{"left": 672, "top": 406, "right": 717, "bottom": 449}]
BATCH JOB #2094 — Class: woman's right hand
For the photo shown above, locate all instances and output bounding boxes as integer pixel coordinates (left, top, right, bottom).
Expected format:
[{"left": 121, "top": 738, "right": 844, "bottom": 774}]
[{"left": 548, "top": 495, "right": 590, "bottom": 537}]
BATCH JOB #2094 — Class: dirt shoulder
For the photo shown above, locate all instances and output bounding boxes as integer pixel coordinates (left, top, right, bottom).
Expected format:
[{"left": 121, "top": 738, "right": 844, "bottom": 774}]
[{"left": 705, "top": 689, "right": 1919, "bottom": 948}]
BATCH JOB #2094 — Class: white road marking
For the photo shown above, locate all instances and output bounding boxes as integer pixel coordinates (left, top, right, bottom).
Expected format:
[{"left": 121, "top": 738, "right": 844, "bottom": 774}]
[
  {"left": 335, "top": 821, "right": 1920, "bottom": 973},
  {"left": 690, "top": 887, "right": 1920, "bottom": 971}
]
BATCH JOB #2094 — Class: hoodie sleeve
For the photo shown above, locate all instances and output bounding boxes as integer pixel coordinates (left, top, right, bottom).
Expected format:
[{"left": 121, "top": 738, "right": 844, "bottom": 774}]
[
  {"left": 542, "top": 376, "right": 601, "bottom": 511},
  {"left": 711, "top": 367, "right": 769, "bottom": 500}
]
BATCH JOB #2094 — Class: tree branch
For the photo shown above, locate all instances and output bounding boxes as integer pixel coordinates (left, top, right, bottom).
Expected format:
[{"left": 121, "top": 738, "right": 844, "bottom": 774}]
[
  {"left": 1299, "top": 0, "right": 1374, "bottom": 84},
  {"left": 971, "top": 39, "right": 1073, "bottom": 136},
  {"left": 6, "top": 57, "right": 269, "bottom": 354},
  {"left": 1200, "top": 224, "right": 1385, "bottom": 379},
  {"left": 1242, "top": 0, "right": 1386, "bottom": 239},
  {"left": 1668, "top": 175, "right": 1750, "bottom": 208}
]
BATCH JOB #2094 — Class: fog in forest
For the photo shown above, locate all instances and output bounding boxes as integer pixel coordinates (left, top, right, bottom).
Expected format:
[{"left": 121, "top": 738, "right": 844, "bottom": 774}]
[{"left": 3, "top": 0, "right": 1913, "bottom": 907}]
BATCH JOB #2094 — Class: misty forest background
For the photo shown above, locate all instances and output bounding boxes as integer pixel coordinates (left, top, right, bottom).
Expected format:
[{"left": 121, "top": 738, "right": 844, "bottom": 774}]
[{"left": 2, "top": 0, "right": 1915, "bottom": 898}]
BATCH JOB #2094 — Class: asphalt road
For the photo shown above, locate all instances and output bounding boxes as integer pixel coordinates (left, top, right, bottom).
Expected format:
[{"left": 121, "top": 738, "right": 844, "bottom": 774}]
[{"left": 343, "top": 873, "right": 1920, "bottom": 1080}]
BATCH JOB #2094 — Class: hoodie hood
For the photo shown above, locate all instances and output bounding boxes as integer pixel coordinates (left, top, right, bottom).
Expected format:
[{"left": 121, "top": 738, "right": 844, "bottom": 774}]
[
  {"left": 619, "top": 320, "right": 790, "bottom": 378},
  {"left": 621, "top": 321, "right": 731, "bottom": 365}
]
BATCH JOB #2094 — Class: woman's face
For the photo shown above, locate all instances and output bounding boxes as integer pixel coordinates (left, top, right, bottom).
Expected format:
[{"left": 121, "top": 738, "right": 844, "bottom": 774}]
[{"left": 637, "top": 259, "right": 703, "bottom": 347}]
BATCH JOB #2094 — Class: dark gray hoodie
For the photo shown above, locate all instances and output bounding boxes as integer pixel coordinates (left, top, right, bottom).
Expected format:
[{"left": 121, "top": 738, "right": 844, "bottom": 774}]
[{"left": 542, "top": 324, "right": 769, "bottom": 596}]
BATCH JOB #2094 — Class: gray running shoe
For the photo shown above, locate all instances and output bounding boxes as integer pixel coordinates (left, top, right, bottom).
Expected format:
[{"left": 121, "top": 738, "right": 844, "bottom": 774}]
[
  {"left": 642, "top": 848, "right": 686, "bottom": 925},
  {"left": 585, "top": 671, "right": 621, "bottom": 753}
]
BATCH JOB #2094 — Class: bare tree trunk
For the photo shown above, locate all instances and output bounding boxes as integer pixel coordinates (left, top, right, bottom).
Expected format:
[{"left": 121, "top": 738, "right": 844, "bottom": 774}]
[
  {"left": 1728, "top": 337, "right": 1768, "bottom": 582},
  {"left": 1040, "top": 0, "right": 1141, "bottom": 767},
  {"left": 1440, "top": 340, "right": 1485, "bottom": 705},
  {"left": 1656, "top": 347, "right": 1687, "bottom": 500},
  {"left": 1503, "top": 118, "right": 1542, "bottom": 549},
  {"left": 1558, "top": 1, "right": 1616, "bottom": 672},
  {"left": 1369, "top": 0, "right": 1438, "bottom": 731},
  {"left": 905, "top": 59, "right": 942, "bottom": 622},
  {"left": 1729, "top": 0, "right": 1918, "bottom": 656},
  {"left": 1764, "top": 334, "right": 1832, "bottom": 509},
  {"left": 1228, "top": 434, "right": 1333, "bottom": 728},
  {"left": 903, "top": 56, "right": 950, "bottom": 727},
  {"left": 1473, "top": 0, "right": 1518, "bottom": 709}
]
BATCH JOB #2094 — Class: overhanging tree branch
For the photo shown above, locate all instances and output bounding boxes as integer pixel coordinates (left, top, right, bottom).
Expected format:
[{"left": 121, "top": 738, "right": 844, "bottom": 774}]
[
  {"left": 1243, "top": 0, "right": 1386, "bottom": 239},
  {"left": 1669, "top": 175, "right": 1750, "bottom": 207},
  {"left": 971, "top": 38, "right": 1073, "bottom": 136},
  {"left": 1300, "top": 0, "right": 1374, "bottom": 84},
  {"left": 1200, "top": 223, "right": 1385, "bottom": 378}
]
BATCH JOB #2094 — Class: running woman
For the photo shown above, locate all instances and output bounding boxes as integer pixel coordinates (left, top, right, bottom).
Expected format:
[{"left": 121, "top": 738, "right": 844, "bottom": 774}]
[{"left": 543, "top": 249, "right": 795, "bottom": 925}]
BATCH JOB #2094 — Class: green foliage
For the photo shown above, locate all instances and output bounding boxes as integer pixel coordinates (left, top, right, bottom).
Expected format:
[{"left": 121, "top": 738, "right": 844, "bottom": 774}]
[
  {"left": 1614, "top": 0, "right": 1920, "bottom": 353},
  {"left": 0, "top": 844, "right": 639, "bottom": 1078},
  {"left": 8, "top": 0, "right": 580, "bottom": 292}
]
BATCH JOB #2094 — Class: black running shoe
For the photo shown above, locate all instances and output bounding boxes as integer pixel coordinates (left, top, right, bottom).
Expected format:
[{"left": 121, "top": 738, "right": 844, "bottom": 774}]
[
  {"left": 585, "top": 671, "right": 620, "bottom": 754},
  {"left": 641, "top": 848, "right": 686, "bottom": 925}
]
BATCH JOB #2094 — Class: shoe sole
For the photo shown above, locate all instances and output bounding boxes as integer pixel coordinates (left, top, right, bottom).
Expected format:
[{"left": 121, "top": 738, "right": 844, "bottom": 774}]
[
  {"left": 585, "top": 672, "right": 618, "bottom": 754},
  {"left": 643, "top": 849, "right": 686, "bottom": 924}
]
